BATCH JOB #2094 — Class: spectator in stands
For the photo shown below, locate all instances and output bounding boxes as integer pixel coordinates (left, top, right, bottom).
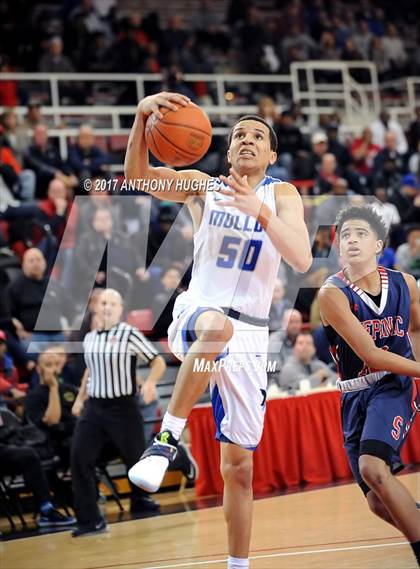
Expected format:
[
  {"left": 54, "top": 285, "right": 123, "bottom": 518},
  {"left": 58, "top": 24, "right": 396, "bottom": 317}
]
[
  {"left": 6, "top": 248, "right": 73, "bottom": 349},
  {"left": 38, "top": 36, "right": 75, "bottom": 73},
  {"left": 352, "top": 18, "right": 373, "bottom": 59},
  {"left": 350, "top": 127, "right": 381, "bottom": 177},
  {"left": 24, "top": 104, "right": 43, "bottom": 130},
  {"left": 295, "top": 226, "right": 340, "bottom": 318},
  {"left": 401, "top": 189, "right": 420, "bottom": 225},
  {"left": 395, "top": 226, "right": 420, "bottom": 280},
  {"left": 371, "top": 185, "right": 401, "bottom": 228},
  {"left": 1, "top": 178, "right": 75, "bottom": 272},
  {"left": 76, "top": 179, "right": 122, "bottom": 236},
  {"left": 269, "top": 278, "right": 291, "bottom": 333},
  {"left": 408, "top": 140, "right": 420, "bottom": 177},
  {"left": 0, "top": 329, "right": 28, "bottom": 401},
  {"left": 392, "top": 174, "right": 420, "bottom": 218},
  {"left": 296, "top": 131, "right": 328, "bottom": 180},
  {"left": 314, "top": 177, "right": 352, "bottom": 226},
  {"left": 279, "top": 331, "right": 335, "bottom": 392},
  {"left": 25, "top": 348, "right": 78, "bottom": 468},
  {"left": 318, "top": 31, "right": 340, "bottom": 61},
  {"left": 325, "top": 123, "right": 351, "bottom": 170},
  {"left": 0, "top": 109, "right": 30, "bottom": 161},
  {"left": 408, "top": 107, "right": 420, "bottom": 154},
  {"left": 0, "top": 418, "right": 75, "bottom": 528},
  {"left": 314, "top": 153, "right": 339, "bottom": 195},
  {"left": 68, "top": 124, "right": 110, "bottom": 184},
  {"left": 151, "top": 266, "right": 183, "bottom": 339},
  {"left": 146, "top": 203, "right": 193, "bottom": 271},
  {"left": 110, "top": 17, "right": 147, "bottom": 75},
  {"left": 0, "top": 129, "right": 36, "bottom": 202},
  {"left": 372, "top": 130, "right": 406, "bottom": 187},
  {"left": 382, "top": 23, "right": 407, "bottom": 77},
  {"left": 24, "top": 124, "right": 78, "bottom": 199},
  {"left": 281, "top": 23, "right": 317, "bottom": 67},
  {"left": 75, "top": 207, "right": 142, "bottom": 293},
  {"left": 370, "top": 109, "right": 408, "bottom": 154},
  {"left": 273, "top": 110, "right": 306, "bottom": 179},
  {"left": 268, "top": 308, "right": 303, "bottom": 387}
]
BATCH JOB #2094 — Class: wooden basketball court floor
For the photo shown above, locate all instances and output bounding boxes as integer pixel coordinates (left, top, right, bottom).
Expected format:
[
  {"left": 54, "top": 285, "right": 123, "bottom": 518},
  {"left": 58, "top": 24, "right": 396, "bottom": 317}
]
[{"left": 2, "top": 472, "right": 419, "bottom": 569}]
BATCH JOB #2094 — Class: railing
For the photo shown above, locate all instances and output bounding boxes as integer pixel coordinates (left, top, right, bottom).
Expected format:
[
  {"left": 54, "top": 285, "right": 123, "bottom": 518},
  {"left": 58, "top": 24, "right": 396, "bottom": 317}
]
[{"left": 1, "top": 66, "right": 418, "bottom": 165}]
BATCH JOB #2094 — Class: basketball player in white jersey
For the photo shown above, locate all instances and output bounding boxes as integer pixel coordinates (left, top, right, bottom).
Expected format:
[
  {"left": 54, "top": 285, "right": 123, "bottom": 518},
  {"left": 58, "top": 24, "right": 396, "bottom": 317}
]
[{"left": 125, "top": 92, "right": 312, "bottom": 569}]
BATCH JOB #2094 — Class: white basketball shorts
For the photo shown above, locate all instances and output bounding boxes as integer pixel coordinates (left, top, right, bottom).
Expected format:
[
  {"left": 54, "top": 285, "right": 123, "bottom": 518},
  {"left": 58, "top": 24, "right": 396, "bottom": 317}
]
[{"left": 168, "top": 302, "right": 269, "bottom": 450}]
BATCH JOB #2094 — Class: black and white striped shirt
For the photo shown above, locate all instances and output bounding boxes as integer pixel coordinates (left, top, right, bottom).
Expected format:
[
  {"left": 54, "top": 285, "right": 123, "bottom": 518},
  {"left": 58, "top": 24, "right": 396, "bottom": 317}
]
[{"left": 83, "top": 322, "right": 158, "bottom": 399}]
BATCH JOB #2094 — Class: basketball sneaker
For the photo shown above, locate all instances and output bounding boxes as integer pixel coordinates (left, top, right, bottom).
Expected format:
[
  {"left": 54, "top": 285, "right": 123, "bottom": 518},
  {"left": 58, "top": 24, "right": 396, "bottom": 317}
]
[
  {"left": 128, "top": 430, "right": 179, "bottom": 493},
  {"left": 37, "top": 508, "right": 76, "bottom": 528},
  {"left": 168, "top": 442, "right": 199, "bottom": 483}
]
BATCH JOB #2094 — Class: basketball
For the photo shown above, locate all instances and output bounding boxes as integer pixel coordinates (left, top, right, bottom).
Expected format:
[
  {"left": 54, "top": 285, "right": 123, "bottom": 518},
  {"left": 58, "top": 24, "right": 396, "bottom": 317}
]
[{"left": 145, "top": 102, "right": 212, "bottom": 167}]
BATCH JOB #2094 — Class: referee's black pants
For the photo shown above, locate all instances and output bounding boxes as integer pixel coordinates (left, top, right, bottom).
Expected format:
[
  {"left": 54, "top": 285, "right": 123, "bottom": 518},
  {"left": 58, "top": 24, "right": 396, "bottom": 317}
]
[{"left": 71, "top": 396, "right": 146, "bottom": 525}]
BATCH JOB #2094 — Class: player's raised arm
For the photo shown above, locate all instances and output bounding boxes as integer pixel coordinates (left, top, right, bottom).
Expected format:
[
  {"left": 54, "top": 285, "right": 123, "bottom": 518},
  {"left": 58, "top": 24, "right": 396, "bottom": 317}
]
[
  {"left": 318, "top": 284, "right": 420, "bottom": 377},
  {"left": 403, "top": 272, "right": 420, "bottom": 361},
  {"left": 124, "top": 92, "right": 210, "bottom": 203}
]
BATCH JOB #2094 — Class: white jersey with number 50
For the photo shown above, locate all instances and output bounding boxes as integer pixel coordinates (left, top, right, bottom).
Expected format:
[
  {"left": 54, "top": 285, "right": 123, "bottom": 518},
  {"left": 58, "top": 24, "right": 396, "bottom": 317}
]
[{"left": 175, "top": 175, "right": 282, "bottom": 319}]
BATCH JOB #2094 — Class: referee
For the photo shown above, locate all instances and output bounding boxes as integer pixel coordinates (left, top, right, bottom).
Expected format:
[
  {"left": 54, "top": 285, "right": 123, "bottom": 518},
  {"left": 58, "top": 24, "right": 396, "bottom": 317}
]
[{"left": 70, "top": 288, "right": 166, "bottom": 537}]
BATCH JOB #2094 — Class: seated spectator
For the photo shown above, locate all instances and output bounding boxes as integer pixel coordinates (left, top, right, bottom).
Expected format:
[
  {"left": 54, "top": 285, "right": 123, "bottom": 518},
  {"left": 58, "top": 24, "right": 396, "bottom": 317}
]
[
  {"left": 371, "top": 185, "right": 401, "bottom": 228},
  {"left": 0, "top": 410, "right": 75, "bottom": 528},
  {"left": 382, "top": 23, "right": 407, "bottom": 77},
  {"left": 325, "top": 123, "right": 351, "bottom": 171},
  {"left": 76, "top": 179, "right": 122, "bottom": 235},
  {"left": 372, "top": 131, "right": 406, "bottom": 188},
  {"left": 24, "top": 124, "right": 78, "bottom": 199},
  {"left": 295, "top": 226, "right": 340, "bottom": 318},
  {"left": 68, "top": 125, "right": 110, "bottom": 184},
  {"left": 24, "top": 104, "right": 43, "bottom": 130},
  {"left": 5, "top": 248, "right": 73, "bottom": 349},
  {"left": 370, "top": 109, "right": 408, "bottom": 154},
  {"left": 408, "top": 107, "right": 420, "bottom": 154},
  {"left": 351, "top": 127, "right": 381, "bottom": 178},
  {"left": 1, "top": 178, "right": 76, "bottom": 272},
  {"left": 353, "top": 18, "right": 373, "bottom": 60},
  {"left": 146, "top": 203, "right": 193, "bottom": 272},
  {"left": 25, "top": 348, "right": 78, "bottom": 468},
  {"left": 379, "top": 246, "right": 396, "bottom": 269},
  {"left": 273, "top": 110, "right": 307, "bottom": 179},
  {"left": 0, "top": 109, "right": 31, "bottom": 161},
  {"left": 38, "top": 36, "right": 75, "bottom": 73},
  {"left": 75, "top": 207, "right": 143, "bottom": 294},
  {"left": 151, "top": 266, "right": 183, "bottom": 339},
  {"left": 314, "top": 153, "right": 340, "bottom": 195},
  {"left": 30, "top": 343, "right": 79, "bottom": 388},
  {"left": 401, "top": 190, "right": 420, "bottom": 224},
  {"left": 268, "top": 308, "right": 303, "bottom": 387},
  {"left": 408, "top": 141, "right": 420, "bottom": 176},
  {"left": 395, "top": 226, "right": 420, "bottom": 279},
  {"left": 269, "top": 278, "right": 291, "bottom": 332},
  {"left": 295, "top": 131, "right": 328, "bottom": 180},
  {"left": 392, "top": 174, "right": 420, "bottom": 218},
  {"left": 0, "top": 329, "right": 28, "bottom": 402},
  {"left": 0, "top": 128, "right": 36, "bottom": 201},
  {"left": 279, "top": 331, "right": 335, "bottom": 392}
]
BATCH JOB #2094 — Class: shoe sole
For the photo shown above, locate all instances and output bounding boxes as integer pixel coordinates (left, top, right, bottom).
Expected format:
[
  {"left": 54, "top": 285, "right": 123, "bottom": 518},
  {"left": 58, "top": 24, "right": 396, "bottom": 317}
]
[
  {"left": 128, "top": 457, "right": 168, "bottom": 493},
  {"left": 72, "top": 526, "right": 108, "bottom": 538},
  {"left": 37, "top": 520, "right": 76, "bottom": 528}
]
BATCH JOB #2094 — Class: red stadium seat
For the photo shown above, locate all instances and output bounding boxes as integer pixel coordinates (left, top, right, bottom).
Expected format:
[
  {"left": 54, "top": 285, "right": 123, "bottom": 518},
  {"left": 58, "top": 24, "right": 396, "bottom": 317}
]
[{"left": 127, "top": 309, "right": 154, "bottom": 335}]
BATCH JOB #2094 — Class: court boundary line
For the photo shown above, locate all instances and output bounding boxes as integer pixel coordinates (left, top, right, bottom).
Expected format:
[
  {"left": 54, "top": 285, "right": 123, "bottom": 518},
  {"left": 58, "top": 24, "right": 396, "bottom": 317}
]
[{"left": 140, "top": 541, "right": 408, "bottom": 569}]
